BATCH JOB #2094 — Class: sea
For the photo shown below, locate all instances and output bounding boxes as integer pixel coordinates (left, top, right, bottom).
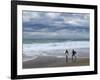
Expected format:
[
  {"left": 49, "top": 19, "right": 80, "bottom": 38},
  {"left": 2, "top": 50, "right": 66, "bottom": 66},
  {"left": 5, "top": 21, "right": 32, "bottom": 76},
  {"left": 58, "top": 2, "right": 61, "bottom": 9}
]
[{"left": 23, "top": 39, "right": 89, "bottom": 57}]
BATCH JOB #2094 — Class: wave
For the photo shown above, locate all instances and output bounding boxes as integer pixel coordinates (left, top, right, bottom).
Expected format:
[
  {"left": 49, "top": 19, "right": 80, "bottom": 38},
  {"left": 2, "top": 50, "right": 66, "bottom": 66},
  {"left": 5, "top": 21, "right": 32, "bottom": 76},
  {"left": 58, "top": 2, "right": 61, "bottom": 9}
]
[
  {"left": 23, "top": 56, "right": 38, "bottom": 62},
  {"left": 23, "top": 41, "right": 89, "bottom": 50},
  {"left": 23, "top": 41, "right": 89, "bottom": 56}
]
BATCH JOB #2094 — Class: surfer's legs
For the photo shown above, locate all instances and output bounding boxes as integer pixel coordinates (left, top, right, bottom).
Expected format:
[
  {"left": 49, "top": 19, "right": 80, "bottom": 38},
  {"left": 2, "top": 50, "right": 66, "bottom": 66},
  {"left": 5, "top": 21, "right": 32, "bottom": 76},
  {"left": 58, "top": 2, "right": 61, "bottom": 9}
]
[
  {"left": 72, "top": 55, "right": 77, "bottom": 62},
  {"left": 66, "top": 55, "right": 68, "bottom": 62}
]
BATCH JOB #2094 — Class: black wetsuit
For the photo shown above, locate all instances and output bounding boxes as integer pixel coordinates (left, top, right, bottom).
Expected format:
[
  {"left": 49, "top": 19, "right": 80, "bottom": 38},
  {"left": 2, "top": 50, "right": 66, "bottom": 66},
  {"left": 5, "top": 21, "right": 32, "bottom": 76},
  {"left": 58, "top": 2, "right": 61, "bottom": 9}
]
[
  {"left": 72, "top": 50, "right": 77, "bottom": 61},
  {"left": 65, "top": 50, "right": 69, "bottom": 62}
]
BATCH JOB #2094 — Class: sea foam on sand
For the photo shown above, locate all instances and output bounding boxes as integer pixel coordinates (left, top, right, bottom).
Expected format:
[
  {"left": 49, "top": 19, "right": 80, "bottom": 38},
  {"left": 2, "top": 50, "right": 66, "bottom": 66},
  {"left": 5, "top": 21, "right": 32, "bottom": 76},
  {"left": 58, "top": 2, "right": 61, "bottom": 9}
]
[{"left": 23, "top": 41, "right": 89, "bottom": 61}]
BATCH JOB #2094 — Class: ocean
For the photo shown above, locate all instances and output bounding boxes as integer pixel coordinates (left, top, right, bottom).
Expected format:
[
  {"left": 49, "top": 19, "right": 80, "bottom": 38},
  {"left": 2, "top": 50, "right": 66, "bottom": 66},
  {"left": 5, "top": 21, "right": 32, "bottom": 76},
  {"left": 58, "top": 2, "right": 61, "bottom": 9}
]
[{"left": 23, "top": 39, "right": 89, "bottom": 58}]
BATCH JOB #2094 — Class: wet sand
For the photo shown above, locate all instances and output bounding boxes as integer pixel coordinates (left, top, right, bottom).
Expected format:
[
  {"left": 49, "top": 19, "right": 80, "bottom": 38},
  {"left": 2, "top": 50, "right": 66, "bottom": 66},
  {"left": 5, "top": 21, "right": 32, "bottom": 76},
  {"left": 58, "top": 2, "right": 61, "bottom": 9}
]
[
  {"left": 23, "top": 48, "right": 89, "bottom": 69},
  {"left": 23, "top": 56, "right": 89, "bottom": 69}
]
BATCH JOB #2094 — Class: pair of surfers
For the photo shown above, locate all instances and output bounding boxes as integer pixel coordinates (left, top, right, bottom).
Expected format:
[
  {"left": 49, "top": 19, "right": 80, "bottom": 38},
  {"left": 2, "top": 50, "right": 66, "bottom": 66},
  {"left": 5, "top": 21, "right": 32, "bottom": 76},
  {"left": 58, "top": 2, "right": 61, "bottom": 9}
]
[{"left": 65, "top": 49, "right": 77, "bottom": 62}]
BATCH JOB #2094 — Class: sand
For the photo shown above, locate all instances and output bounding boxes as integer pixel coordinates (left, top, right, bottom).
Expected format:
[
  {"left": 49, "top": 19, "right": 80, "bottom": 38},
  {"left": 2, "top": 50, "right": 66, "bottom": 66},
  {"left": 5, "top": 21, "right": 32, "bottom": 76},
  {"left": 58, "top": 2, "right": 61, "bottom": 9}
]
[
  {"left": 22, "top": 48, "right": 89, "bottom": 69},
  {"left": 23, "top": 56, "right": 89, "bottom": 69}
]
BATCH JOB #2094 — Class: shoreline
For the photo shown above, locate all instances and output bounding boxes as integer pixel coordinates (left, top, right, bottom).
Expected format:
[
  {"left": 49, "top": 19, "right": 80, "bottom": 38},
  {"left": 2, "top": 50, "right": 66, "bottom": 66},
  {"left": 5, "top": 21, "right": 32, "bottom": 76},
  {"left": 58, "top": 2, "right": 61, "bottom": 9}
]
[{"left": 22, "top": 48, "right": 89, "bottom": 69}]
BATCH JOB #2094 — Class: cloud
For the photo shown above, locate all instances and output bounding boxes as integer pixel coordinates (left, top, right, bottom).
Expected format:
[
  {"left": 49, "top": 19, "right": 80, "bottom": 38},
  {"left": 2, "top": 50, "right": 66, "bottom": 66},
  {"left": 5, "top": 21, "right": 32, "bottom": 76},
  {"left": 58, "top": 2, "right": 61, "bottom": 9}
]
[
  {"left": 62, "top": 13, "right": 89, "bottom": 26},
  {"left": 22, "top": 11, "right": 90, "bottom": 40},
  {"left": 46, "top": 12, "right": 61, "bottom": 19},
  {"left": 23, "top": 28, "right": 89, "bottom": 40},
  {"left": 23, "top": 11, "right": 89, "bottom": 27},
  {"left": 23, "top": 11, "right": 41, "bottom": 22}
]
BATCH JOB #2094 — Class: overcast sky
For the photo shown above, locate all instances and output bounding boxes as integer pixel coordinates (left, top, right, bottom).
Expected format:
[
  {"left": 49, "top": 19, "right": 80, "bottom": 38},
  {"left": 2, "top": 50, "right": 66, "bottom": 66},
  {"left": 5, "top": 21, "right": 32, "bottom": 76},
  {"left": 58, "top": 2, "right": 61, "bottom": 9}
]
[{"left": 22, "top": 11, "right": 90, "bottom": 40}]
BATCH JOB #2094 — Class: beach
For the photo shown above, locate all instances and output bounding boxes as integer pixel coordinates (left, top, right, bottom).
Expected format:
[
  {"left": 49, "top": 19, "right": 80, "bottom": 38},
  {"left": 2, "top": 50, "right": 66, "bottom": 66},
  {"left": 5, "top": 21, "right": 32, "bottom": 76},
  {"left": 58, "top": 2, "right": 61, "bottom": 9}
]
[
  {"left": 23, "top": 48, "right": 89, "bottom": 69},
  {"left": 22, "top": 11, "right": 90, "bottom": 69}
]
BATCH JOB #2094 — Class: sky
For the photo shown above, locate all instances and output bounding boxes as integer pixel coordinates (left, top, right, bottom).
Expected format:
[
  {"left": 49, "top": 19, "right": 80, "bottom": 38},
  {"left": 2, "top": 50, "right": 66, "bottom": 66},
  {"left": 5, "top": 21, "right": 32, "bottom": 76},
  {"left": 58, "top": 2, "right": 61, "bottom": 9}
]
[{"left": 22, "top": 11, "right": 90, "bottom": 40}]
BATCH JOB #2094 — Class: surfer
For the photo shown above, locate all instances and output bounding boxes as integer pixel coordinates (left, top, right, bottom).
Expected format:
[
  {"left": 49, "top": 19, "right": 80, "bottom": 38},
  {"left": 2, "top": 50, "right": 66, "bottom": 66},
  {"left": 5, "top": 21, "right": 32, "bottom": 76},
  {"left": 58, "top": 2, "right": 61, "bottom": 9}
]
[
  {"left": 65, "top": 49, "right": 69, "bottom": 62},
  {"left": 72, "top": 49, "right": 77, "bottom": 62}
]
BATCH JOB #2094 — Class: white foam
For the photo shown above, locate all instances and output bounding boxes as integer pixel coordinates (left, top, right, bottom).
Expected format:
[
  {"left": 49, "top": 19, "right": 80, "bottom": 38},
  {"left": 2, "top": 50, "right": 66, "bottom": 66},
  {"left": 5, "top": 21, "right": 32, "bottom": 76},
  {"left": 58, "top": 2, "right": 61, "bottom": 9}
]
[
  {"left": 23, "top": 41, "right": 89, "bottom": 56},
  {"left": 56, "top": 56, "right": 65, "bottom": 58},
  {"left": 23, "top": 56, "right": 38, "bottom": 62}
]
